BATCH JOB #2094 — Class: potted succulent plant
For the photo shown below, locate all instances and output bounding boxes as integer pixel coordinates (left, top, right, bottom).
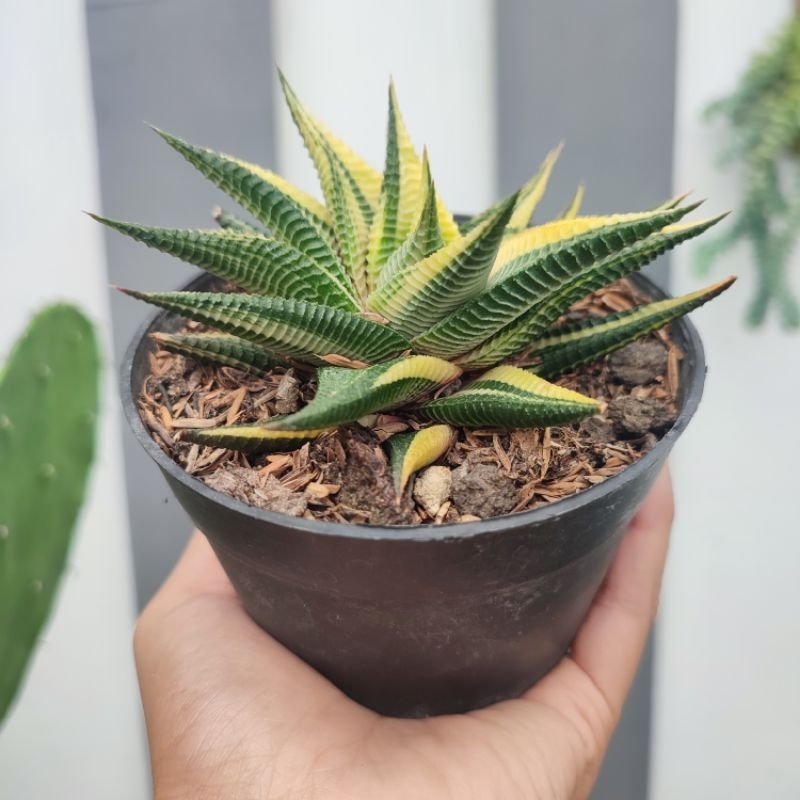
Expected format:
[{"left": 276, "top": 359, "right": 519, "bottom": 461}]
[{"left": 104, "top": 74, "right": 733, "bottom": 717}]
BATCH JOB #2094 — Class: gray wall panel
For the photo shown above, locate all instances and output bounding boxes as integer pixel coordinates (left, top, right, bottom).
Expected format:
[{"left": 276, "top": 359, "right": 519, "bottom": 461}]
[
  {"left": 496, "top": 3, "right": 678, "bottom": 799},
  {"left": 497, "top": 0, "right": 677, "bottom": 287},
  {"left": 87, "top": 0, "right": 274, "bottom": 604}
]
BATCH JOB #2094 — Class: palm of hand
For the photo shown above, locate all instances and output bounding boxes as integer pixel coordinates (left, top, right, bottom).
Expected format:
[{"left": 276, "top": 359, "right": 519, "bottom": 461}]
[{"left": 136, "top": 470, "right": 672, "bottom": 800}]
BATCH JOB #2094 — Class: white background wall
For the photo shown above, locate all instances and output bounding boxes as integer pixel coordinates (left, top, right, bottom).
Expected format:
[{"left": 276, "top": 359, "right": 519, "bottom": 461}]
[
  {"left": 272, "top": 0, "right": 496, "bottom": 213},
  {"left": 0, "top": 2, "right": 148, "bottom": 797},
  {"left": 651, "top": 1, "right": 800, "bottom": 797}
]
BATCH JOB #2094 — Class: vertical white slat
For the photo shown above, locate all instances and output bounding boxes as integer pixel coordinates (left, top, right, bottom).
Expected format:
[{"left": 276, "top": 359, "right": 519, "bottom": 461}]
[
  {"left": 271, "top": 0, "right": 497, "bottom": 214},
  {"left": 0, "top": 2, "right": 149, "bottom": 797},
  {"left": 651, "top": 2, "right": 800, "bottom": 798}
]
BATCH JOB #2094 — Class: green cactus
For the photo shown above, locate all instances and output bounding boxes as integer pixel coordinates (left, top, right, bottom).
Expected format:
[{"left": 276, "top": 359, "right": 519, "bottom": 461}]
[{"left": 0, "top": 304, "right": 100, "bottom": 724}]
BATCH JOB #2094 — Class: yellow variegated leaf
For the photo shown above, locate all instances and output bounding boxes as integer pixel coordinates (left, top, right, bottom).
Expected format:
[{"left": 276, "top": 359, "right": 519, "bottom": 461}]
[
  {"left": 324, "top": 148, "right": 371, "bottom": 299},
  {"left": 389, "top": 424, "right": 455, "bottom": 492},
  {"left": 653, "top": 191, "right": 692, "bottom": 211},
  {"left": 229, "top": 156, "right": 332, "bottom": 233},
  {"left": 507, "top": 144, "right": 563, "bottom": 231},
  {"left": 279, "top": 71, "right": 382, "bottom": 210},
  {"left": 434, "top": 188, "right": 461, "bottom": 244},
  {"left": 180, "top": 425, "right": 329, "bottom": 455},
  {"left": 368, "top": 193, "right": 517, "bottom": 337},
  {"left": 525, "top": 276, "right": 736, "bottom": 378},
  {"left": 420, "top": 364, "right": 598, "bottom": 428},
  {"left": 366, "top": 83, "right": 427, "bottom": 280},
  {"left": 262, "top": 356, "right": 462, "bottom": 432},
  {"left": 376, "top": 155, "right": 444, "bottom": 290},
  {"left": 558, "top": 184, "right": 585, "bottom": 220},
  {"left": 489, "top": 211, "right": 659, "bottom": 283}
]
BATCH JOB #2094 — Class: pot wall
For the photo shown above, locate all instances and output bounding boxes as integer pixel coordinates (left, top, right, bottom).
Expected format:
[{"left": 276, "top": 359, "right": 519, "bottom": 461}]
[{"left": 164, "top": 456, "right": 662, "bottom": 716}]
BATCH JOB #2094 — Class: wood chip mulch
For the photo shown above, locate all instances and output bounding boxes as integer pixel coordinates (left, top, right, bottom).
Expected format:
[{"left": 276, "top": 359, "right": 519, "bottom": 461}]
[{"left": 137, "top": 278, "right": 683, "bottom": 525}]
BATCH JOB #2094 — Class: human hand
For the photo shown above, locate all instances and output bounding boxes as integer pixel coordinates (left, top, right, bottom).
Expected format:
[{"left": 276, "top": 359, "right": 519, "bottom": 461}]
[{"left": 134, "top": 467, "right": 673, "bottom": 800}]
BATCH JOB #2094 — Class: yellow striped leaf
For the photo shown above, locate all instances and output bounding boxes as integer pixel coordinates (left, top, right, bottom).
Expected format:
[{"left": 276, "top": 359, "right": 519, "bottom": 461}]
[
  {"left": 262, "top": 356, "right": 462, "bottom": 431},
  {"left": 227, "top": 156, "right": 334, "bottom": 238},
  {"left": 366, "top": 82, "right": 426, "bottom": 278},
  {"left": 558, "top": 184, "right": 585, "bottom": 220},
  {"left": 458, "top": 213, "right": 725, "bottom": 368},
  {"left": 526, "top": 277, "right": 736, "bottom": 378},
  {"left": 323, "top": 147, "right": 371, "bottom": 300},
  {"left": 507, "top": 143, "right": 564, "bottom": 230},
  {"left": 459, "top": 145, "right": 563, "bottom": 237},
  {"left": 119, "top": 289, "right": 410, "bottom": 366},
  {"left": 278, "top": 71, "right": 382, "bottom": 211},
  {"left": 375, "top": 152, "right": 444, "bottom": 290},
  {"left": 151, "top": 332, "right": 285, "bottom": 374},
  {"left": 420, "top": 365, "right": 597, "bottom": 428},
  {"left": 92, "top": 216, "right": 359, "bottom": 311},
  {"left": 489, "top": 210, "right": 663, "bottom": 283},
  {"left": 180, "top": 425, "right": 329, "bottom": 455},
  {"left": 153, "top": 129, "right": 347, "bottom": 288},
  {"left": 367, "top": 192, "right": 517, "bottom": 338},
  {"left": 389, "top": 424, "right": 454, "bottom": 492},
  {"left": 413, "top": 205, "right": 700, "bottom": 360}
]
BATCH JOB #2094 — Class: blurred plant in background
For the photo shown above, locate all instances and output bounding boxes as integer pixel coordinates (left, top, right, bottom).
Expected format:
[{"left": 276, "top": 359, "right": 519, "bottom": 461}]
[{"left": 698, "top": 9, "right": 800, "bottom": 328}]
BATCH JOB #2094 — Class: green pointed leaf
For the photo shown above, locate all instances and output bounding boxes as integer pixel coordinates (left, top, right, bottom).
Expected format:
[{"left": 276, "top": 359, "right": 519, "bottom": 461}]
[
  {"left": 458, "top": 214, "right": 726, "bottom": 368},
  {"left": 375, "top": 154, "right": 444, "bottom": 290},
  {"left": 525, "top": 277, "right": 736, "bottom": 379},
  {"left": 153, "top": 128, "right": 347, "bottom": 287},
  {"left": 262, "top": 356, "right": 461, "bottom": 432},
  {"left": 278, "top": 72, "right": 381, "bottom": 213},
  {"left": 323, "top": 146, "right": 371, "bottom": 300},
  {"left": 151, "top": 332, "right": 285, "bottom": 374},
  {"left": 367, "top": 192, "right": 518, "bottom": 338},
  {"left": 459, "top": 145, "right": 563, "bottom": 236},
  {"left": 212, "top": 207, "right": 264, "bottom": 234},
  {"left": 388, "top": 424, "right": 454, "bottom": 493},
  {"left": 179, "top": 425, "right": 328, "bottom": 455},
  {"left": 413, "top": 205, "right": 701, "bottom": 359},
  {"left": 653, "top": 191, "right": 692, "bottom": 211},
  {"left": 119, "top": 289, "right": 411, "bottom": 366},
  {"left": 420, "top": 365, "right": 597, "bottom": 428},
  {"left": 558, "top": 184, "right": 585, "bottom": 220},
  {"left": 366, "top": 82, "right": 426, "bottom": 278},
  {"left": 92, "top": 217, "right": 359, "bottom": 311},
  {"left": 507, "top": 144, "right": 564, "bottom": 231},
  {"left": 489, "top": 205, "right": 694, "bottom": 284}
]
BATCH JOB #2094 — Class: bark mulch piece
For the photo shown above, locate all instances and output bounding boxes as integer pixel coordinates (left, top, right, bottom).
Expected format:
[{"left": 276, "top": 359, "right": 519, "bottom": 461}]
[{"left": 137, "top": 279, "right": 682, "bottom": 524}]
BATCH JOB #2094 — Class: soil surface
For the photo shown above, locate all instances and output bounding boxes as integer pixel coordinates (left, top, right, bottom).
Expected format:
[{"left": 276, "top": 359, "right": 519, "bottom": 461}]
[{"left": 138, "top": 279, "right": 682, "bottom": 525}]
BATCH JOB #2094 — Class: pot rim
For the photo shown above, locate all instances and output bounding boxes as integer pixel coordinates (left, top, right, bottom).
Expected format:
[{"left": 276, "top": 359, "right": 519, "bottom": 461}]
[{"left": 121, "top": 271, "right": 705, "bottom": 543}]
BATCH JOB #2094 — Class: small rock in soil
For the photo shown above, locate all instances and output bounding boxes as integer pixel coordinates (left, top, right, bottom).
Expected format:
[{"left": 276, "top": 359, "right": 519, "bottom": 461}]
[
  {"left": 608, "top": 396, "right": 676, "bottom": 438},
  {"left": 274, "top": 369, "right": 301, "bottom": 415},
  {"left": 579, "top": 416, "right": 616, "bottom": 444},
  {"left": 413, "top": 466, "right": 452, "bottom": 517},
  {"left": 203, "top": 464, "right": 308, "bottom": 517},
  {"left": 608, "top": 341, "right": 668, "bottom": 386},
  {"left": 451, "top": 462, "right": 518, "bottom": 519},
  {"left": 337, "top": 425, "right": 415, "bottom": 525}
]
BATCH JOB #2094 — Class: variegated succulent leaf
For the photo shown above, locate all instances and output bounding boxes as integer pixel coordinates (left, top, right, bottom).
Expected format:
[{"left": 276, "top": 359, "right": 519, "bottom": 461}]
[
  {"left": 524, "top": 277, "right": 736, "bottom": 378},
  {"left": 178, "top": 425, "right": 330, "bottom": 455},
  {"left": 103, "top": 74, "right": 734, "bottom": 460},
  {"left": 419, "top": 365, "right": 598, "bottom": 427},
  {"left": 388, "top": 424, "right": 454, "bottom": 493},
  {"left": 261, "top": 356, "right": 461, "bottom": 432}
]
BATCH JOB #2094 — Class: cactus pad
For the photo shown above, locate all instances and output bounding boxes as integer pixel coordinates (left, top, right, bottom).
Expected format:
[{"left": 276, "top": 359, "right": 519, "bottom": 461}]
[{"left": 0, "top": 305, "right": 99, "bottom": 723}]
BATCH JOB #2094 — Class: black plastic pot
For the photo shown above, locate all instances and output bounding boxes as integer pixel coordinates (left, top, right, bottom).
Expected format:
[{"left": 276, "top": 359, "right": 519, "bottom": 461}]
[{"left": 122, "top": 271, "right": 706, "bottom": 717}]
